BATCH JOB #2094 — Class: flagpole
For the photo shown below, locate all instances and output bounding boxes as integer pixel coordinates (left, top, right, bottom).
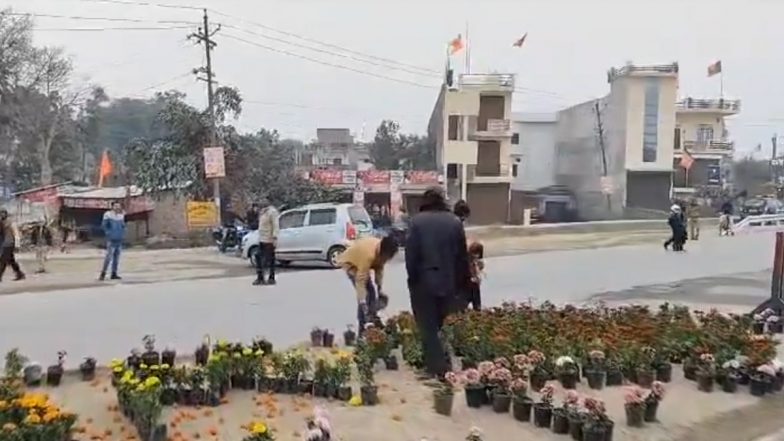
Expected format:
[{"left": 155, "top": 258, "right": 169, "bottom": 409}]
[
  {"left": 465, "top": 21, "right": 470, "bottom": 74},
  {"left": 720, "top": 70, "right": 724, "bottom": 99}
]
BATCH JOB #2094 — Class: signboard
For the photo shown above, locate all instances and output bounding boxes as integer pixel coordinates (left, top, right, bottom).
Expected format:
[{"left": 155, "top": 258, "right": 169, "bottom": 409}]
[
  {"left": 62, "top": 196, "right": 154, "bottom": 214},
  {"left": 311, "top": 169, "right": 344, "bottom": 185},
  {"left": 707, "top": 165, "right": 721, "bottom": 185},
  {"left": 203, "top": 147, "right": 226, "bottom": 178},
  {"left": 186, "top": 201, "right": 218, "bottom": 229},
  {"left": 352, "top": 191, "right": 365, "bottom": 205},
  {"left": 342, "top": 170, "right": 357, "bottom": 185},
  {"left": 405, "top": 171, "right": 439, "bottom": 185},
  {"left": 600, "top": 176, "right": 614, "bottom": 195},
  {"left": 358, "top": 170, "right": 390, "bottom": 192},
  {"left": 390, "top": 170, "right": 405, "bottom": 185}
]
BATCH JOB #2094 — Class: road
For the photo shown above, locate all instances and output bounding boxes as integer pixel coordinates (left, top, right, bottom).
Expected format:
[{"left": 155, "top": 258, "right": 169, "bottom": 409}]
[{"left": 0, "top": 233, "right": 774, "bottom": 367}]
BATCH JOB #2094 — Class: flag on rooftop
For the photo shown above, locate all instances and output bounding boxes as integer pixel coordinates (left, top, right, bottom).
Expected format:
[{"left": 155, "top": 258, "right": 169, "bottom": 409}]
[
  {"left": 512, "top": 32, "right": 528, "bottom": 48},
  {"left": 449, "top": 34, "right": 464, "bottom": 55},
  {"left": 708, "top": 60, "right": 722, "bottom": 77}
]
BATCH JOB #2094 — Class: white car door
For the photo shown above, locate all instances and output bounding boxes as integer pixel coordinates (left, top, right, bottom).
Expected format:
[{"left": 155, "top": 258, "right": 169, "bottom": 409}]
[
  {"left": 277, "top": 210, "right": 308, "bottom": 260},
  {"left": 301, "top": 208, "right": 339, "bottom": 260}
]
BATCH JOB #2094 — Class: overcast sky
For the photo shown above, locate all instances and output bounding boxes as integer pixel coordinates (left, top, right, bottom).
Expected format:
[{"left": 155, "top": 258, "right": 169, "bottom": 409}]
[{"left": 7, "top": 0, "right": 784, "bottom": 156}]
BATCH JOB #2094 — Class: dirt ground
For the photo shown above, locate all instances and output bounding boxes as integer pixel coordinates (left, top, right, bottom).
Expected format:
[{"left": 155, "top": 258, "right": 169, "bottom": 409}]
[{"left": 42, "top": 350, "right": 771, "bottom": 441}]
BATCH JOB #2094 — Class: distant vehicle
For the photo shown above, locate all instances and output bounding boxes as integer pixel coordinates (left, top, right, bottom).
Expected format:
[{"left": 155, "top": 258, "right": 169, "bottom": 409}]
[
  {"left": 741, "top": 198, "right": 784, "bottom": 217},
  {"left": 241, "top": 203, "right": 374, "bottom": 268}
]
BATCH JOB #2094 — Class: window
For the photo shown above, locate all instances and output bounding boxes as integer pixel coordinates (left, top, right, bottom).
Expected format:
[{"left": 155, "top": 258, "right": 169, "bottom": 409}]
[
  {"left": 512, "top": 164, "right": 518, "bottom": 177},
  {"left": 446, "top": 163, "right": 458, "bottom": 179},
  {"left": 448, "top": 115, "right": 460, "bottom": 140},
  {"left": 511, "top": 133, "right": 520, "bottom": 145},
  {"left": 308, "top": 208, "right": 337, "bottom": 226},
  {"left": 697, "top": 125, "right": 714, "bottom": 145},
  {"left": 642, "top": 80, "right": 659, "bottom": 162},
  {"left": 279, "top": 211, "right": 306, "bottom": 229},
  {"left": 332, "top": 158, "right": 343, "bottom": 165}
]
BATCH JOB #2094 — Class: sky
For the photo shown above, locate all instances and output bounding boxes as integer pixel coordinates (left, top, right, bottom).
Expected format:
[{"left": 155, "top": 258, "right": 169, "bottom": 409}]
[{"left": 6, "top": 0, "right": 784, "bottom": 157}]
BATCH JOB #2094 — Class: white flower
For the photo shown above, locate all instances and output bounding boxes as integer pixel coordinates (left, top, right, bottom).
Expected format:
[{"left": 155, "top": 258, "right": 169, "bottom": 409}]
[
  {"left": 757, "top": 364, "right": 777, "bottom": 377},
  {"left": 771, "top": 359, "right": 783, "bottom": 372},
  {"left": 722, "top": 360, "right": 740, "bottom": 370},
  {"left": 555, "top": 356, "right": 575, "bottom": 367},
  {"left": 753, "top": 314, "right": 764, "bottom": 321}
]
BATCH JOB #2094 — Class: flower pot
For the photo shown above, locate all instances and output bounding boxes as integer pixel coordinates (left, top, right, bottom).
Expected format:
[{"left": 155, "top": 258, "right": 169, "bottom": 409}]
[
  {"left": 559, "top": 372, "right": 579, "bottom": 389},
  {"left": 722, "top": 375, "right": 738, "bottom": 393},
  {"left": 774, "top": 373, "right": 784, "bottom": 392},
  {"left": 322, "top": 332, "right": 335, "bottom": 348},
  {"left": 325, "top": 383, "right": 337, "bottom": 399},
  {"left": 585, "top": 370, "right": 606, "bottom": 390},
  {"left": 80, "top": 367, "right": 96, "bottom": 382},
  {"left": 127, "top": 355, "right": 142, "bottom": 370},
  {"left": 194, "top": 346, "right": 209, "bottom": 366},
  {"left": 46, "top": 366, "right": 63, "bottom": 387},
  {"left": 160, "top": 387, "right": 177, "bottom": 406},
  {"left": 552, "top": 409, "right": 569, "bottom": 434},
  {"left": 161, "top": 350, "right": 176, "bottom": 366},
  {"left": 465, "top": 385, "right": 486, "bottom": 408},
  {"left": 343, "top": 330, "right": 357, "bottom": 347},
  {"left": 530, "top": 373, "right": 548, "bottom": 392},
  {"left": 284, "top": 378, "right": 299, "bottom": 394},
  {"left": 360, "top": 385, "right": 379, "bottom": 406},
  {"left": 298, "top": 379, "right": 314, "bottom": 395},
  {"left": 606, "top": 370, "right": 623, "bottom": 387},
  {"left": 482, "top": 385, "right": 493, "bottom": 404},
  {"left": 636, "top": 369, "right": 655, "bottom": 388},
  {"left": 655, "top": 363, "right": 672, "bottom": 383},
  {"left": 624, "top": 368, "right": 638, "bottom": 384},
  {"left": 697, "top": 373, "right": 714, "bottom": 393},
  {"left": 433, "top": 391, "right": 454, "bottom": 416},
  {"left": 683, "top": 363, "right": 697, "bottom": 381},
  {"left": 512, "top": 397, "right": 533, "bottom": 422},
  {"left": 384, "top": 355, "right": 399, "bottom": 371},
  {"left": 569, "top": 415, "right": 584, "bottom": 440},
  {"left": 534, "top": 403, "right": 553, "bottom": 428},
  {"left": 604, "top": 420, "right": 615, "bottom": 441},
  {"left": 644, "top": 401, "right": 658, "bottom": 422},
  {"left": 625, "top": 405, "right": 644, "bottom": 428},
  {"left": 582, "top": 425, "right": 607, "bottom": 441},
  {"left": 750, "top": 377, "right": 768, "bottom": 397},
  {"left": 141, "top": 351, "right": 160, "bottom": 366},
  {"left": 492, "top": 392, "right": 512, "bottom": 413},
  {"left": 338, "top": 385, "right": 353, "bottom": 401},
  {"left": 313, "top": 382, "right": 327, "bottom": 397},
  {"left": 311, "top": 329, "right": 324, "bottom": 347},
  {"left": 752, "top": 321, "right": 765, "bottom": 334},
  {"left": 769, "top": 321, "right": 784, "bottom": 334},
  {"left": 271, "top": 377, "right": 286, "bottom": 394}
]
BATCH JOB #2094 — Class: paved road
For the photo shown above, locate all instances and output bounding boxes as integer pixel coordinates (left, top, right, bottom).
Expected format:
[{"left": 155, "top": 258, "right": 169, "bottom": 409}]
[{"left": 0, "top": 233, "right": 774, "bottom": 367}]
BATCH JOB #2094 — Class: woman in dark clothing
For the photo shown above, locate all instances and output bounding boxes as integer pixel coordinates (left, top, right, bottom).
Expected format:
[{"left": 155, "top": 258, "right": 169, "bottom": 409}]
[
  {"left": 453, "top": 200, "right": 483, "bottom": 310},
  {"left": 664, "top": 205, "right": 687, "bottom": 251}
]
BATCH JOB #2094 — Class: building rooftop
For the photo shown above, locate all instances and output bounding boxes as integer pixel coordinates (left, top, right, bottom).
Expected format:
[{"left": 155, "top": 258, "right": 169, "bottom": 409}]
[
  {"left": 676, "top": 97, "right": 740, "bottom": 114},
  {"left": 316, "top": 128, "right": 353, "bottom": 145},
  {"left": 607, "top": 62, "right": 679, "bottom": 83},
  {"left": 458, "top": 73, "right": 515, "bottom": 91},
  {"left": 512, "top": 112, "right": 558, "bottom": 123}
]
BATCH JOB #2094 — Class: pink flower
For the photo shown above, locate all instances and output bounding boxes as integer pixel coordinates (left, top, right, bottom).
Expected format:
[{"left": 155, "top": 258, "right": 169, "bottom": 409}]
[
  {"left": 462, "top": 368, "right": 481, "bottom": 386},
  {"left": 588, "top": 350, "right": 605, "bottom": 361},
  {"left": 444, "top": 371, "right": 460, "bottom": 387},
  {"left": 510, "top": 377, "right": 528, "bottom": 394},
  {"left": 527, "top": 350, "right": 546, "bottom": 365},
  {"left": 513, "top": 354, "right": 529, "bottom": 367},
  {"left": 583, "top": 397, "right": 606, "bottom": 415},
  {"left": 478, "top": 361, "right": 494, "bottom": 377},
  {"left": 699, "top": 353, "right": 715, "bottom": 364},
  {"left": 494, "top": 357, "right": 511, "bottom": 368},
  {"left": 650, "top": 381, "right": 666, "bottom": 400},
  {"left": 539, "top": 384, "right": 555, "bottom": 403},
  {"left": 624, "top": 386, "right": 646, "bottom": 405},
  {"left": 564, "top": 390, "right": 580, "bottom": 405}
]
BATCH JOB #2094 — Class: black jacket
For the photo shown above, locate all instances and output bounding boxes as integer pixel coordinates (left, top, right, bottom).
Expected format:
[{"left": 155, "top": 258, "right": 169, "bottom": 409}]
[
  {"left": 667, "top": 212, "right": 686, "bottom": 240},
  {"left": 245, "top": 209, "right": 259, "bottom": 230},
  {"left": 405, "top": 206, "right": 470, "bottom": 298}
]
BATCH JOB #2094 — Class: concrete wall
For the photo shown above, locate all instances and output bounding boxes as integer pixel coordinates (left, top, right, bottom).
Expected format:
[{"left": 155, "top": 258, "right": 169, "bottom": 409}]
[
  {"left": 676, "top": 112, "right": 726, "bottom": 144},
  {"left": 511, "top": 113, "right": 557, "bottom": 191},
  {"left": 147, "top": 192, "right": 189, "bottom": 238}
]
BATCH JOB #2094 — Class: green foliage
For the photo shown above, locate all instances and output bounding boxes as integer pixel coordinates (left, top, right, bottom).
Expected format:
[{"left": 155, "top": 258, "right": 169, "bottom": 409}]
[{"left": 369, "top": 119, "right": 435, "bottom": 170}]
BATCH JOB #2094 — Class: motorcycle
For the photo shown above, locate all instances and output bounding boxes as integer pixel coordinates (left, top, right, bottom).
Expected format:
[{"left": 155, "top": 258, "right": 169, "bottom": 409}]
[{"left": 214, "top": 222, "right": 249, "bottom": 253}]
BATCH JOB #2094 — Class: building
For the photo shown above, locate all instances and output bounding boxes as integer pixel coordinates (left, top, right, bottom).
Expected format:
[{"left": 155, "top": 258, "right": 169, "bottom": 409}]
[
  {"left": 673, "top": 97, "right": 740, "bottom": 197},
  {"left": 297, "top": 128, "right": 371, "bottom": 169},
  {"left": 428, "top": 73, "right": 516, "bottom": 224},
  {"left": 555, "top": 63, "right": 679, "bottom": 220},
  {"left": 510, "top": 113, "right": 558, "bottom": 191}
]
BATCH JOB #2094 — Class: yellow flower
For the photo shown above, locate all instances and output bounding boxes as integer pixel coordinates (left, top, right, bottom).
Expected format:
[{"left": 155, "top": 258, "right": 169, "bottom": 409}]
[
  {"left": 337, "top": 351, "right": 352, "bottom": 360},
  {"left": 348, "top": 395, "right": 362, "bottom": 407},
  {"left": 250, "top": 422, "right": 268, "bottom": 435},
  {"left": 129, "top": 378, "right": 141, "bottom": 386},
  {"left": 0, "top": 400, "right": 7, "bottom": 411},
  {"left": 160, "top": 363, "right": 170, "bottom": 369},
  {"left": 113, "top": 366, "right": 124, "bottom": 373},
  {"left": 42, "top": 410, "right": 60, "bottom": 423},
  {"left": 242, "top": 348, "right": 253, "bottom": 356},
  {"left": 255, "top": 349, "right": 264, "bottom": 356},
  {"left": 23, "top": 414, "right": 41, "bottom": 425},
  {"left": 109, "top": 358, "right": 123, "bottom": 368},
  {"left": 218, "top": 339, "right": 229, "bottom": 348},
  {"left": 233, "top": 353, "right": 241, "bottom": 359},
  {"left": 140, "top": 363, "right": 148, "bottom": 369},
  {"left": 143, "top": 376, "right": 161, "bottom": 388},
  {"left": 150, "top": 365, "right": 160, "bottom": 370},
  {"left": 1, "top": 423, "right": 17, "bottom": 432}
]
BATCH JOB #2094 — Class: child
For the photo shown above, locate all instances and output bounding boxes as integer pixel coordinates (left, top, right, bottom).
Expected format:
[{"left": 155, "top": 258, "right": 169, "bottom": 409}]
[{"left": 465, "top": 241, "right": 484, "bottom": 311}]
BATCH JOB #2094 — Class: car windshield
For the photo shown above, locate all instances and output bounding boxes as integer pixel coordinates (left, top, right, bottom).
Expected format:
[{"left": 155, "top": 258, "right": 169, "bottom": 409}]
[{"left": 348, "top": 206, "right": 372, "bottom": 227}]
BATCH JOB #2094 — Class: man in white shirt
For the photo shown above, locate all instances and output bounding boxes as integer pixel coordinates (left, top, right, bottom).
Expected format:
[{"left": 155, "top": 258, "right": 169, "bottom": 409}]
[{"left": 253, "top": 198, "right": 280, "bottom": 286}]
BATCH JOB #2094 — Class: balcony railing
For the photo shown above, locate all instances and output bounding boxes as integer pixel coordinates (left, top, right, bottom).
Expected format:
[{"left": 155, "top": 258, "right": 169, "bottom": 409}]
[
  {"left": 607, "top": 62, "right": 678, "bottom": 82},
  {"left": 681, "top": 140, "right": 735, "bottom": 152},
  {"left": 467, "top": 117, "right": 512, "bottom": 139},
  {"left": 676, "top": 97, "right": 741, "bottom": 113},
  {"left": 459, "top": 74, "right": 515, "bottom": 90},
  {"left": 467, "top": 163, "right": 511, "bottom": 180}
]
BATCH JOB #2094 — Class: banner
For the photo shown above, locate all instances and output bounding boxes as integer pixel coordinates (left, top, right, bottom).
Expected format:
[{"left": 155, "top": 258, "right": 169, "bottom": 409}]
[
  {"left": 310, "top": 169, "right": 344, "bottom": 185},
  {"left": 358, "top": 170, "right": 390, "bottom": 192},
  {"left": 405, "top": 171, "right": 439, "bottom": 184},
  {"left": 186, "top": 201, "right": 218, "bottom": 229},
  {"left": 203, "top": 147, "right": 226, "bottom": 178}
]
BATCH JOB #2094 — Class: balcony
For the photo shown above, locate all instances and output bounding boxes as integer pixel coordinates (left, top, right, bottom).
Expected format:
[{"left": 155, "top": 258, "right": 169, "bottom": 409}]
[
  {"left": 607, "top": 62, "right": 678, "bottom": 82},
  {"left": 677, "top": 140, "right": 735, "bottom": 155},
  {"left": 467, "top": 163, "right": 512, "bottom": 183},
  {"left": 676, "top": 97, "right": 741, "bottom": 115},
  {"left": 458, "top": 74, "right": 515, "bottom": 92},
  {"left": 467, "top": 117, "right": 512, "bottom": 140}
]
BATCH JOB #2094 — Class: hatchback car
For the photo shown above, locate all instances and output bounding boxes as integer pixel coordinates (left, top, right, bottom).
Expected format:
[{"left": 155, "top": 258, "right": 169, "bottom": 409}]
[{"left": 241, "top": 203, "right": 373, "bottom": 268}]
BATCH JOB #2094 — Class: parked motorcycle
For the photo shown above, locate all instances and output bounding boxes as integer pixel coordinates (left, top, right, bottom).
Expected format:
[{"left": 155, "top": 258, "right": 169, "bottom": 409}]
[{"left": 214, "top": 222, "right": 249, "bottom": 253}]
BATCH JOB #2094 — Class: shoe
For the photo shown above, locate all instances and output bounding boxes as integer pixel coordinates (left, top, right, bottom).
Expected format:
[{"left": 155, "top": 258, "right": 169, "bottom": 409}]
[
  {"left": 267, "top": 279, "right": 277, "bottom": 286},
  {"left": 111, "top": 274, "right": 122, "bottom": 280},
  {"left": 99, "top": 272, "right": 106, "bottom": 281},
  {"left": 252, "top": 279, "right": 267, "bottom": 286},
  {"left": 34, "top": 269, "right": 45, "bottom": 274},
  {"left": 13, "top": 274, "right": 25, "bottom": 281}
]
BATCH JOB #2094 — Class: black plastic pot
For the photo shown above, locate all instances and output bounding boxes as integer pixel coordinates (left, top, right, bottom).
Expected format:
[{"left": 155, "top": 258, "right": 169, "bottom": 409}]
[
  {"left": 465, "top": 385, "right": 485, "bottom": 408},
  {"left": 384, "top": 355, "right": 399, "bottom": 371},
  {"left": 722, "top": 375, "right": 738, "bottom": 393},
  {"left": 604, "top": 420, "right": 615, "bottom": 441},
  {"left": 80, "top": 367, "right": 96, "bottom": 382},
  {"left": 636, "top": 369, "right": 655, "bottom": 388},
  {"left": 534, "top": 403, "right": 553, "bottom": 428},
  {"left": 559, "top": 372, "right": 579, "bottom": 389},
  {"left": 530, "top": 373, "right": 548, "bottom": 392},
  {"left": 738, "top": 370, "right": 751, "bottom": 385},
  {"left": 697, "top": 373, "right": 714, "bottom": 393},
  {"left": 569, "top": 415, "right": 584, "bottom": 440},
  {"left": 752, "top": 321, "right": 765, "bottom": 334},
  {"left": 750, "top": 377, "right": 768, "bottom": 397},
  {"left": 683, "top": 363, "right": 697, "bottom": 381},
  {"left": 625, "top": 405, "right": 644, "bottom": 428},
  {"left": 160, "top": 387, "right": 177, "bottom": 405},
  {"left": 271, "top": 377, "right": 286, "bottom": 394},
  {"left": 322, "top": 331, "right": 335, "bottom": 348},
  {"left": 774, "top": 373, "right": 784, "bottom": 392},
  {"left": 492, "top": 392, "right": 512, "bottom": 413},
  {"left": 606, "top": 370, "right": 623, "bottom": 386},
  {"left": 338, "top": 385, "right": 352, "bottom": 401},
  {"left": 482, "top": 385, "right": 493, "bottom": 405},
  {"left": 161, "top": 350, "right": 176, "bottom": 366},
  {"left": 582, "top": 425, "right": 607, "bottom": 441},
  {"left": 284, "top": 378, "right": 299, "bottom": 394},
  {"left": 655, "top": 363, "right": 672, "bottom": 383},
  {"left": 644, "top": 400, "right": 658, "bottom": 422},
  {"left": 310, "top": 329, "right": 324, "bottom": 347},
  {"left": 313, "top": 382, "right": 327, "bottom": 397},
  {"left": 343, "top": 330, "right": 357, "bottom": 347},
  {"left": 552, "top": 409, "right": 569, "bottom": 434},
  {"left": 585, "top": 370, "right": 606, "bottom": 390},
  {"left": 512, "top": 397, "right": 533, "bottom": 422},
  {"left": 433, "top": 390, "right": 454, "bottom": 416},
  {"left": 46, "top": 366, "right": 63, "bottom": 387},
  {"left": 141, "top": 351, "right": 160, "bottom": 366},
  {"left": 360, "top": 385, "right": 379, "bottom": 406},
  {"left": 769, "top": 321, "right": 784, "bottom": 334},
  {"left": 127, "top": 354, "right": 142, "bottom": 370},
  {"left": 194, "top": 345, "right": 209, "bottom": 366},
  {"left": 298, "top": 379, "right": 314, "bottom": 395}
]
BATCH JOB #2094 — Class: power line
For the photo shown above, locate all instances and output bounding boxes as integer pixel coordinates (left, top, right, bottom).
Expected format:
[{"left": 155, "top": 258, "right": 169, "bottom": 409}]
[
  {"left": 5, "top": 11, "right": 197, "bottom": 25},
  {"left": 34, "top": 25, "right": 192, "bottom": 31},
  {"left": 130, "top": 71, "right": 193, "bottom": 95},
  {"left": 223, "top": 33, "right": 439, "bottom": 90},
  {"left": 76, "top": 0, "right": 203, "bottom": 10}
]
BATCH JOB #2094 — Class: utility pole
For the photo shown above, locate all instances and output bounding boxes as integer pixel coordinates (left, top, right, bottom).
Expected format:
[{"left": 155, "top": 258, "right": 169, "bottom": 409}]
[
  {"left": 773, "top": 134, "right": 780, "bottom": 188},
  {"left": 594, "top": 100, "right": 612, "bottom": 212},
  {"left": 189, "top": 9, "right": 222, "bottom": 223}
]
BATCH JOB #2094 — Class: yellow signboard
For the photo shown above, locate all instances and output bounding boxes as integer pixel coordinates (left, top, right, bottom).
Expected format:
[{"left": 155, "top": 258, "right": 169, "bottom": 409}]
[{"left": 186, "top": 201, "right": 218, "bottom": 229}]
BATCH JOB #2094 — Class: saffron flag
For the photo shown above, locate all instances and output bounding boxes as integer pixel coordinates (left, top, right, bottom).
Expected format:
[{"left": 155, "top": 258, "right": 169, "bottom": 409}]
[
  {"left": 707, "top": 60, "right": 722, "bottom": 77},
  {"left": 512, "top": 32, "right": 528, "bottom": 47},
  {"left": 679, "top": 150, "right": 694, "bottom": 170},
  {"left": 98, "top": 150, "right": 113, "bottom": 187},
  {"left": 449, "top": 34, "right": 464, "bottom": 55}
]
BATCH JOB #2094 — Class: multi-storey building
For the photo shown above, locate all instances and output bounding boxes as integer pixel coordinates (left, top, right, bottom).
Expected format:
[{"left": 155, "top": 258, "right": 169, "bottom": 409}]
[
  {"left": 296, "top": 128, "right": 371, "bottom": 169},
  {"left": 428, "top": 73, "right": 516, "bottom": 224},
  {"left": 673, "top": 97, "right": 740, "bottom": 197}
]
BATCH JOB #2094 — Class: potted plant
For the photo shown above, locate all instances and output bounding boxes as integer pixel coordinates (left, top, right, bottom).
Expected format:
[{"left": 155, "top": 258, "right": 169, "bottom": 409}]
[
  {"left": 127, "top": 348, "right": 142, "bottom": 370},
  {"left": 552, "top": 390, "right": 578, "bottom": 434},
  {"left": 605, "top": 357, "right": 623, "bottom": 387},
  {"left": 751, "top": 364, "right": 775, "bottom": 396},
  {"left": 433, "top": 371, "right": 459, "bottom": 416},
  {"left": 696, "top": 353, "right": 716, "bottom": 393},
  {"left": 636, "top": 346, "right": 656, "bottom": 388},
  {"left": 477, "top": 361, "right": 495, "bottom": 404},
  {"left": 653, "top": 349, "right": 673, "bottom": 383},
  {"left": 752, "top": 313, "right": 766, "bottom": 334},
  {"left": 312, "top": 358, "right": 329, "bottom": 397},
  {"left": 280, "top": 350, "right": 309, "bottom": 393},
  {"left": 343, "top": 325, "right": 357, "bottom": 347},
  {"left": 511, "top": 376, "right": 533, "bottom": 422},
  {"left": 584, "top": 350, "right": 606, "bottom": 390},
  {"left": 533, "top": 384, "right": 555, "bottom": 428},
  {"left": 333, "top": 351, "right": 353, "bottom": 401},
  {"left": 322, "top": 329, "right": 335, "bottom": 348},
  {"left": 720, "top": 359, "right": 741, "bottom": 393},
  {"left": 488, "top": 366, "right": 513, "bottom": 413},
  {"left": 161, "top": 347, "right": 176, "bottom": 366},
  {"left": 624, "top": 386, "right": 646, "bottom": 428},
  {"left": 142, "top": 334, "right": 160, "bottom": 366},
  {"left": 528, "top": 350, "right": 549, "bottom": 392},
  {"left": 310, "top": 327, "right": 324, "bottom": 347},
  {"left": 195, "top": 342, "right": 210, "bottom": 366},
  {"left": 355, "top": 340, "right": 378, "bottom": 405},
  {"left": 682, "top": 356, "right": 698, "bottom": 381},
  {"left": 462, "top": 368, "right": 485, "bottom": 408},
  {"left": 556, "top": 356, "right": 579, "bottom": 389},
  {"left": 644, "top": 381, "right": 665, "bottom": 422},
  {"left": 242, "top": 421, "right": 275, "bottom": 441},
  {"left": 366, "top": 326, "right": 397, "bottom": 370},
  {"left": 80, "top": 357, "right": 97, "bottom": 381},
  {"left": 582, "top": 397, "right": 612, "bottom": 441},
  {"left": 46, "top": 350, "right": 66, "bottom": 387}
]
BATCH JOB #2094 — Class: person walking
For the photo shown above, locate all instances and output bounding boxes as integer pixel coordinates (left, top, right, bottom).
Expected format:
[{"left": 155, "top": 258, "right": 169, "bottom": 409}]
[
  {"left": 686, "top": 199, "right": 701, "bottom": 240},
  {"left": 338, "top": 235, "right": 398, "bottom": 334},
  {"left": 664, "top": 205, "right": 687, "bottom": 252},
  {"left": 253, "top": 199, "right": 279, "bottom": 286},
  {"left": 405, "top": 187, "right": 471, "bottom": 381},
  {"left": 99, "top": 202, "right": 126, "bottom": 281},
  {"left": 453, "top": 200, "right": 483, "bottom": 311},
  {"left": 245, "top": 203, "right": 260, "bottom": 230},
  {"left": 30, "top": 220, "right": 53, "bottom": 273},
  {"left": 0, "top": 209, "right": 25, "bottom": 282}
]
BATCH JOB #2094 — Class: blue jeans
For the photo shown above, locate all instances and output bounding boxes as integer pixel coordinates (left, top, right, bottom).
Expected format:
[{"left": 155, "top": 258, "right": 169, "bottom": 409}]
[
  {"left": 347, "top": 273, "right": 377, "bottom": 334},
  {"left": 101, "top": 241, "right": 122, "bottom": 275}
]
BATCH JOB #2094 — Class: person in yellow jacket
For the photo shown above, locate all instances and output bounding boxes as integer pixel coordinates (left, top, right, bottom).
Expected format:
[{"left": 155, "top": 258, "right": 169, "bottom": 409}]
[{"left": 338, "top": 234, "right": 399, "bottom": 334}]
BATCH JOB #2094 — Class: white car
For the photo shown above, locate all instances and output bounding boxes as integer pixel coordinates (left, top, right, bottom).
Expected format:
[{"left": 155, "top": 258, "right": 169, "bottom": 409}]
[{"left": 241, "top": 203, "right": 374, "bottom": 268}]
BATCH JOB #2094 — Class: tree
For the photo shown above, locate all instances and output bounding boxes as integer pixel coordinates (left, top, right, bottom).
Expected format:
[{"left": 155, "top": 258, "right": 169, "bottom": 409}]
[
  {"left": 369, "top": 119, "right": 435, "bottom": 170},
  {"left": 732, "top": 157, "right": 772, "bottom": 196}
]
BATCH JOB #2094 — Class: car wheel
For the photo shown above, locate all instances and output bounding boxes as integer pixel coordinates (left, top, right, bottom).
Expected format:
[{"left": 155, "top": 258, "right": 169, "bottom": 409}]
[
  {"left": 248, "top": 245, "right": 259, "bottom": 267},
  {"left": 327, "top": 246, "right": 346, "bottom": 268}
]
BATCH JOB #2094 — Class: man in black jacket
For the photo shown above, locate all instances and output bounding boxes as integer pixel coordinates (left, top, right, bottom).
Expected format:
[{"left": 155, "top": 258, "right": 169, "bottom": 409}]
[{"left": 405, "top": 187, "right": 470, "bottom": 380}]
